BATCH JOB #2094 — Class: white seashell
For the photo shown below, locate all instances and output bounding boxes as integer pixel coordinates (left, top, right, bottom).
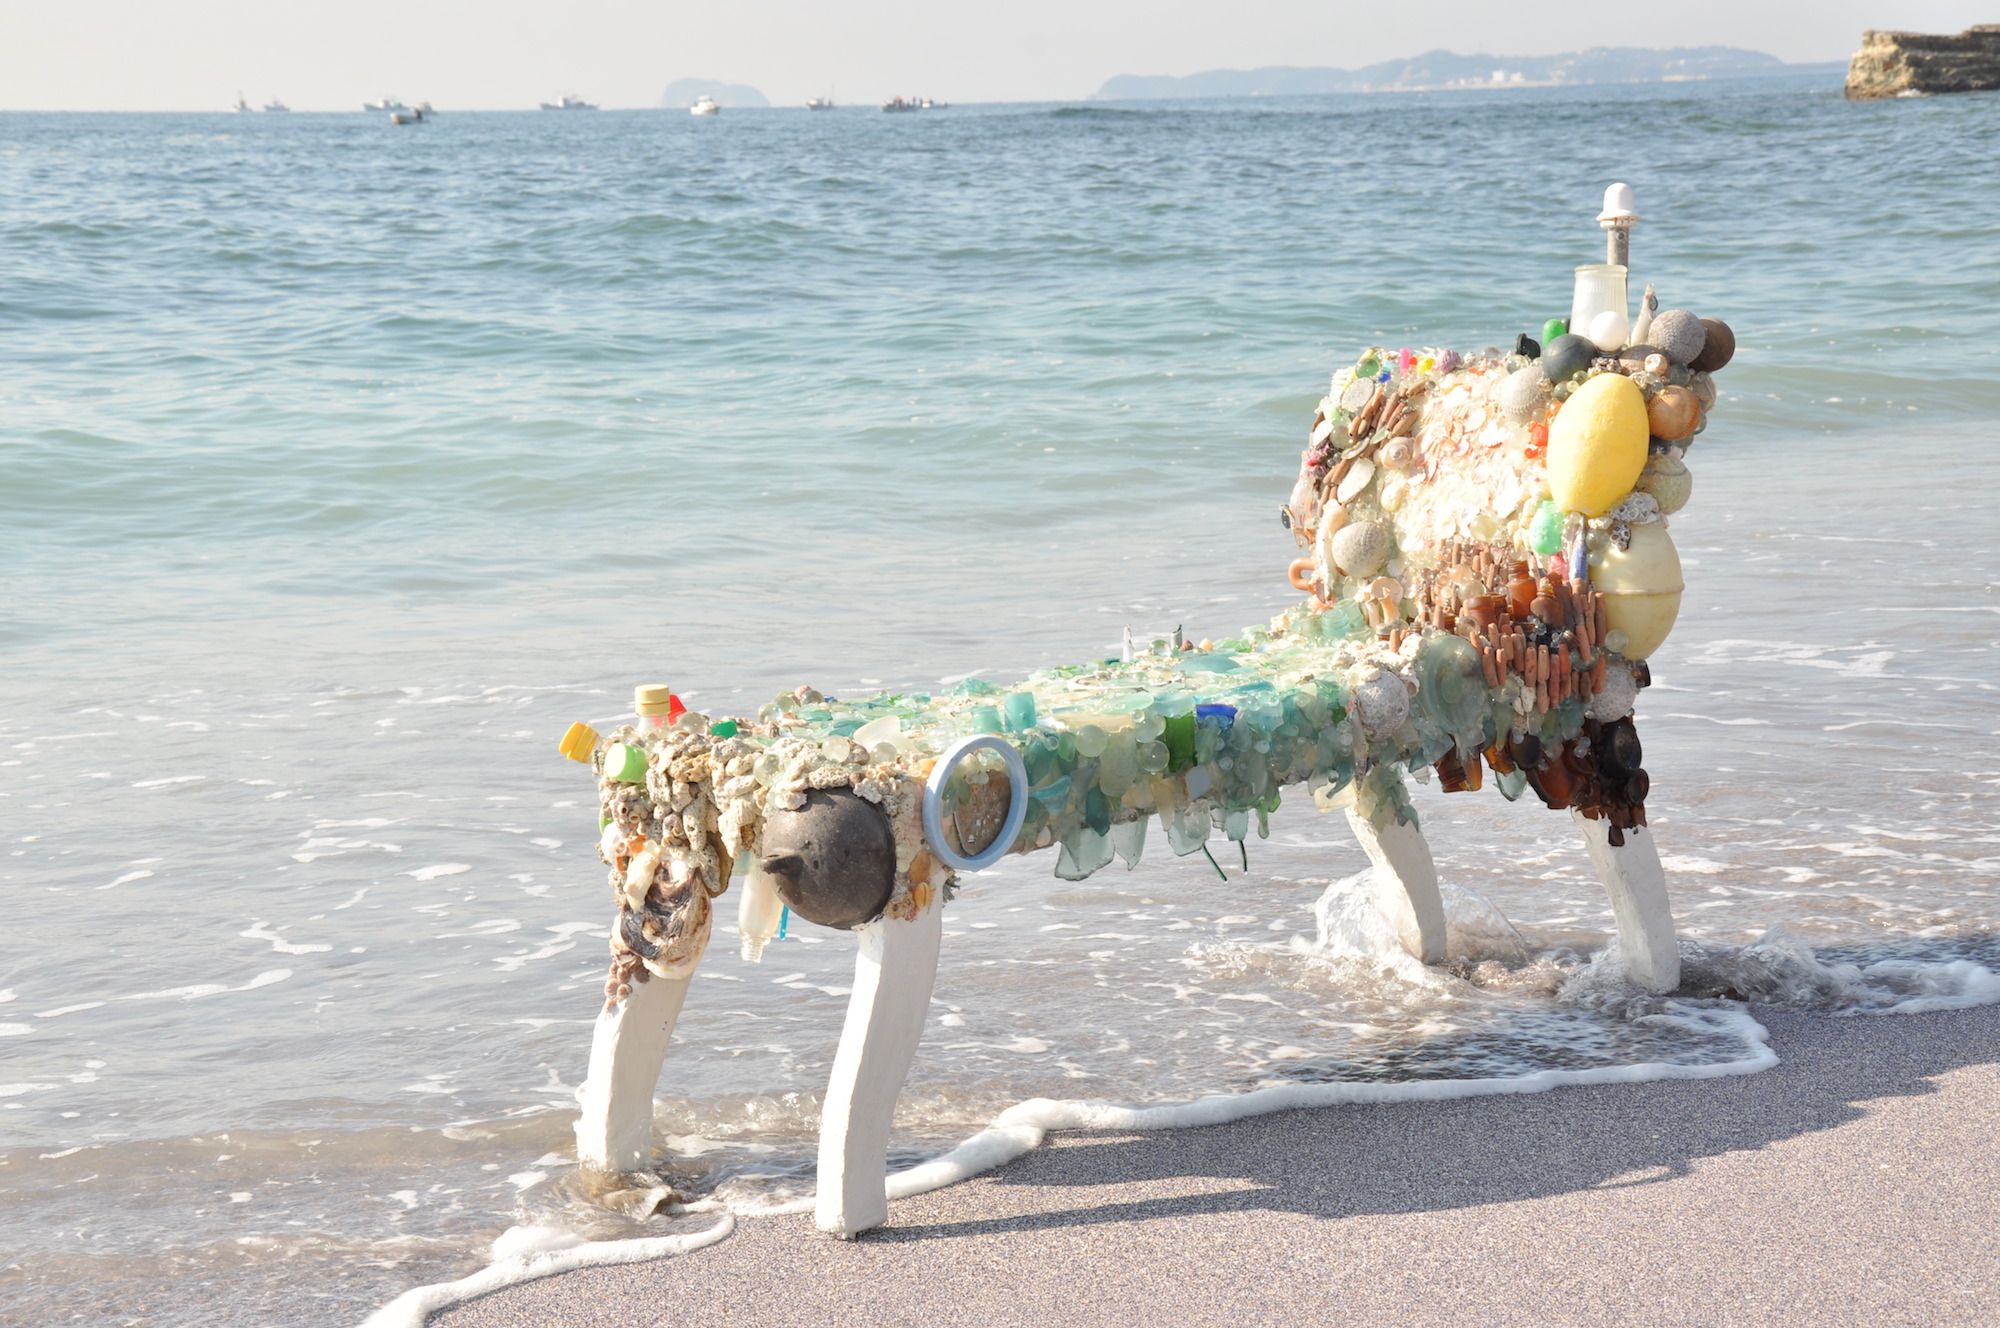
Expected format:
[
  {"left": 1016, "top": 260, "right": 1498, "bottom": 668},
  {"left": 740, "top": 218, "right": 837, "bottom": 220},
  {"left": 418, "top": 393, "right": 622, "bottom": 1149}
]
[
  {"left": 1351, "top": 671, "right": 1410, "bottom": 740},
  {"left": 1311, "top": 415, "right": 1336, "bottom": 446},
  {"left": 1334, "top": 457, "right": 1376, "bottom": 505},
  {"left": 1329, "top": 521, "right": 1390, "bottom": 578}
]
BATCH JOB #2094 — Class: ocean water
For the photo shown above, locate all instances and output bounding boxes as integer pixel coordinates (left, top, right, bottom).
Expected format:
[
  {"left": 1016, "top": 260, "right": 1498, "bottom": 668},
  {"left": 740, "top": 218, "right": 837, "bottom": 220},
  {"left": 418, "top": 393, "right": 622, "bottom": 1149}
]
[{"left": 4, "top": 79, "right": 1999, "bottom": 1324}]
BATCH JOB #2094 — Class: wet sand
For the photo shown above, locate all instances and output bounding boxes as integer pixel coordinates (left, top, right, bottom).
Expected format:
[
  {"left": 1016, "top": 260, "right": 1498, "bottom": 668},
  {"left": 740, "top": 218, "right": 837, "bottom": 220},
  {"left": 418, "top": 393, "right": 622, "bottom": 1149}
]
[{"left": 435, "top": 1004, "right": 2000, "bottom": 1328}]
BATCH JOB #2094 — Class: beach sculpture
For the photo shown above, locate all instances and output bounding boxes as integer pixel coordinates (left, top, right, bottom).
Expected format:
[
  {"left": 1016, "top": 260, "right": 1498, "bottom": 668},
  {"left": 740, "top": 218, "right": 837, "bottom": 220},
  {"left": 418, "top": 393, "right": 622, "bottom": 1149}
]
[{"left": 558, "top": 184, "right": 1735, "bottom": 1237}]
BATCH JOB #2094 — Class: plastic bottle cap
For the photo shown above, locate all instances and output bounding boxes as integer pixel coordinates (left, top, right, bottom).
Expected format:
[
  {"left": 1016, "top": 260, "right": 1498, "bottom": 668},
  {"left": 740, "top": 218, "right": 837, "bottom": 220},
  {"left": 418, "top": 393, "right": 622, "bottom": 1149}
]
[
  {"left": 635, "top": 684, "right": 676, "bottom": 715},
  {"left": 604, "top": 743, "right": 648, "bottom": 783},
  {"left": 558, "top": 721, "right": 599, "bottom": 763}
]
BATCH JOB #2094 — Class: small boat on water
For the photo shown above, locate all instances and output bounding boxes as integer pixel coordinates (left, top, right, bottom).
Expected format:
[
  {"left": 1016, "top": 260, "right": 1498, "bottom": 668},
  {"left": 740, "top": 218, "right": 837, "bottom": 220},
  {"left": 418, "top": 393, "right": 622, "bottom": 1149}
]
[
  {"left": 690, "top": 95, "right": 719, "bottom": 116},
  {"left": 232, "top": 93, "right": 251, "bottom": 113},
  {"left": 390, "top": 102, "right": 434, "bottom": 125},
  {"left": 880, "top": 96, "right": 940, "bottom": 112},
  {"left": 263, "top": 99, "right": 290, "bottom": 112},
  {"left": 540, "top": 95, "right": 597, "bottom": 110},
  {"left": 806, "top": 96, "right": 834, "bottom": 110},
  {"left": 363, "top": 97, "right": 407, "bottom": 113}
]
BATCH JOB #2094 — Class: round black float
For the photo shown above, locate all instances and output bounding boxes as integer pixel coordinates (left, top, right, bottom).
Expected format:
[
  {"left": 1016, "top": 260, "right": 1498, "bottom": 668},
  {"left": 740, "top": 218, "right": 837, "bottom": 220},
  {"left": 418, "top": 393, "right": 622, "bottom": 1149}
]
[{"left": 758, "top": 787, "right": 898, "bottom": 930}]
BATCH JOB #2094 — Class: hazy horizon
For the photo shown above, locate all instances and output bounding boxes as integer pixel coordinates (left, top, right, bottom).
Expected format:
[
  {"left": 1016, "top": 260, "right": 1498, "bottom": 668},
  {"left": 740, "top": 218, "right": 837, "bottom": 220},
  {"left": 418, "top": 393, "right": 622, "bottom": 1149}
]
[{"left": 0, "top": 0, "right": 1989, "bottom": 111}]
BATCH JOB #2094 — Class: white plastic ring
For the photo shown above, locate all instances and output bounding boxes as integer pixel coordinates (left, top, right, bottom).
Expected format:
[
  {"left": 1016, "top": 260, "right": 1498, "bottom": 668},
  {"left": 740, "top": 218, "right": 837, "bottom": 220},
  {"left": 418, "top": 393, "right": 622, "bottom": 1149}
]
[{"left": 922, "top": 734, "right": 1030, "bottom": 873}]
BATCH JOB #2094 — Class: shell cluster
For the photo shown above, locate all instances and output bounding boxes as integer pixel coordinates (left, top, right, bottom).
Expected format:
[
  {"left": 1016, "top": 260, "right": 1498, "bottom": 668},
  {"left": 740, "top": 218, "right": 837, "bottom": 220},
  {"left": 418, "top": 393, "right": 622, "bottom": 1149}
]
[{"left": 1281, "top": 300, "right": 1734, "bottom": 841}]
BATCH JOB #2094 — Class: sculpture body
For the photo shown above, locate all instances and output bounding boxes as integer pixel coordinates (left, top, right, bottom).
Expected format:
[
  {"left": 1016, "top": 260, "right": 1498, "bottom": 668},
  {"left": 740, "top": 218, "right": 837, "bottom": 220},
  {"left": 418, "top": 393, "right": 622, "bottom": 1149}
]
[{"left": 563, "top": 198, "right": 1736, "bottom": 1236}]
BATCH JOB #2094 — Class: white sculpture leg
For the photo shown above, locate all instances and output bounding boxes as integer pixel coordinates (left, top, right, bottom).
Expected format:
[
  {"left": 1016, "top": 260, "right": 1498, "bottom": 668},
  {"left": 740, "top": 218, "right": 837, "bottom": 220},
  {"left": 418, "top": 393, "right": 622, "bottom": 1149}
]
[
  {"left": 1345, "top": 807, "right": 1447, "bottom": 964},
  {"left": 815, "top": 902, "right": 944, "bottom": 1238},
  {"left": 574, "top": 958, "right": 701, "bottom": 1172},
  {"left": 1572, "top": 809, "right": 1680, "bottom": 994}
]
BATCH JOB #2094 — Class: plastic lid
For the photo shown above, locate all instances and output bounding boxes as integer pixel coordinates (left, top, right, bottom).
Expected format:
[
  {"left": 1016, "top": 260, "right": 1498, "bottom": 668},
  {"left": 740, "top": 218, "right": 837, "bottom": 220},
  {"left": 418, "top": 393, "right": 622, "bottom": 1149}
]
[
  {"left": 634, "top": 684, "right": 675, "bottom": 714},
  {"left": 604, "top": 742, "right": 649, "bottom": 783}
]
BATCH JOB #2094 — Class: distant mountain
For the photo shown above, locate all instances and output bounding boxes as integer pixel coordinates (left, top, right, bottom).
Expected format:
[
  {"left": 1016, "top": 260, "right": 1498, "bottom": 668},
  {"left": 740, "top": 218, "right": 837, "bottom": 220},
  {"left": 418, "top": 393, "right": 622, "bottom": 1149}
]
[
  {"left": 660, "top": 78, "right": 769, "bottom": 109},
  {"left": 1096, "top": 47, "right": 1844, "bottom": 99}
]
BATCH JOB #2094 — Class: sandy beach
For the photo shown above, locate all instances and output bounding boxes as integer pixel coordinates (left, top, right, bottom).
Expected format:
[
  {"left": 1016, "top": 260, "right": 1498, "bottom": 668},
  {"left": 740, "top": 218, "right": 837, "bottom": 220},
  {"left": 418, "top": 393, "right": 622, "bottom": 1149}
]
[{"left": 432, "top": 1003, "right": 2000, "bottom": 1327}]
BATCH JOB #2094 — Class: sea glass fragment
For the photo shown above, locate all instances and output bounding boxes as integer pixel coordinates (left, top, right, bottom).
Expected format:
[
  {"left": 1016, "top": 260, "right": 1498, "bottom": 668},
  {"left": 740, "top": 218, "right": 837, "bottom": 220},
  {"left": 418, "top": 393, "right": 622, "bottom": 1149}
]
[
  {"left": 1111, "top": 818, "right": 1147, "bottom": 870},
  {"left": 1084, "top": 785, "right": 1112, "bottom": 835},
  {"left": 1055, "top": 826, "right": 1115, "bottom": 881},
  {"left": 1001, "top": 691, "right": 1038, "bottom": 732},
  {"left": 1167, "top": 803, "right": 1212, "bottom": 856}
]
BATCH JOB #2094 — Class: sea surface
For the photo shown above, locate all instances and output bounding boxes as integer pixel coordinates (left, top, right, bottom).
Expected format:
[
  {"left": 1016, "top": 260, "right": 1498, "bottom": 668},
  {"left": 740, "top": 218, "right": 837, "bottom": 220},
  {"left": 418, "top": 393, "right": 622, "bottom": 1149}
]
[{"left": 4, "top": 78, "right": 1999, "bottom": 1325}]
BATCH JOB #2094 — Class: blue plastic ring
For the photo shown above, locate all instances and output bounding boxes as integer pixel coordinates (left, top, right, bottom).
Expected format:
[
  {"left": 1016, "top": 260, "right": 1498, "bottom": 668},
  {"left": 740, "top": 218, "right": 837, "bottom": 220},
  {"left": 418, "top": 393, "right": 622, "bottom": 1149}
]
[{"left": 922, "top": 735, "right": 1030, "bottom": 873}]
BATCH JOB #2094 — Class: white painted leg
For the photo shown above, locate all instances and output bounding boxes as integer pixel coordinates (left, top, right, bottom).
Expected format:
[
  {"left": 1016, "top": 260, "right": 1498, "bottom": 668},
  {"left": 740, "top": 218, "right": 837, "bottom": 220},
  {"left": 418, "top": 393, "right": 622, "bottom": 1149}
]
[
  {"left": 1572, "top": 810, "right": 1680, "bottom": 994},
  {"left": 574, "top": 961, "right": 700, "bottom": 1172},
  {"left": 1345, "top": 808, "right": 1447, "bottom": 965},
  {"left": 815, "top": 902, "right": 944, "bottom": 1238}
]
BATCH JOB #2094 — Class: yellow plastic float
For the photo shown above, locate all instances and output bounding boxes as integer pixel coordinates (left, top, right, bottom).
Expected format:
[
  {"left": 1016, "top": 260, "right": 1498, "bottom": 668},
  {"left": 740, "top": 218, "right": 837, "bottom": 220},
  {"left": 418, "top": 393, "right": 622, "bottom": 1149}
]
[{"left": 1546, "top": 372, "right": 1648, "bottom": 517}]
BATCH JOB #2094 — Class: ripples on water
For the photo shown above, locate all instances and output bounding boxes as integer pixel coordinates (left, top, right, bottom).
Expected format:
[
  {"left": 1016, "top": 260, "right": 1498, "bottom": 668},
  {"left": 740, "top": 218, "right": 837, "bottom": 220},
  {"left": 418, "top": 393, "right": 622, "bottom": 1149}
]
[{"left": 2, "top": 80, "right": 1998, "bottom": 1324}]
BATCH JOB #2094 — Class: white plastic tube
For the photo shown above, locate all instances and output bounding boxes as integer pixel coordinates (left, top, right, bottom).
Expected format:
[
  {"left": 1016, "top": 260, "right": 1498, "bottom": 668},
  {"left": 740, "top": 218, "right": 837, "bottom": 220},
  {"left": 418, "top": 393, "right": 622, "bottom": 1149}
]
[{"left": 737, "top": 859, "right": 785, "bottom": 962}]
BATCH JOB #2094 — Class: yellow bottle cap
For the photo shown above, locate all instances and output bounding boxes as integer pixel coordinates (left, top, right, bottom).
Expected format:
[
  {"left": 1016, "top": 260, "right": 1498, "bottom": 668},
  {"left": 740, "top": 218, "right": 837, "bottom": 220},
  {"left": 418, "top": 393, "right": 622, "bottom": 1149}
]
[
  {"left": 558, "top": 721, "right": 598, "bottom": 763},
  {"left": 634, "top": 684, "right": 676, "bottom": 715}
]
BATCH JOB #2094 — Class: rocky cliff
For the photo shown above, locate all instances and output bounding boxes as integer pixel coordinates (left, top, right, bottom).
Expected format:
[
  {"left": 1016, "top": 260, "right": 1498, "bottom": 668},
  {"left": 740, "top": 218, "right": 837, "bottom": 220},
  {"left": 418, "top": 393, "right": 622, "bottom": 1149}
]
[{"left": 1846, "top": 25, "right": 2000, "bottom": 99}]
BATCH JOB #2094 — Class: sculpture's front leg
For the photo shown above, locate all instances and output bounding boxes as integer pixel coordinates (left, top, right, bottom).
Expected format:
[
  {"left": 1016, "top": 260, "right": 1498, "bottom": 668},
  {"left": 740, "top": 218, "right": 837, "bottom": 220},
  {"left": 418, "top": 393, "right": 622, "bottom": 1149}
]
[
  {"left": 574, "top": 945, "right": 707, "bottom": 1172},
  {"left": 815, "top": 901, "right": 944, "bottom": 1237},
  {"left": 1344, "top": 806, "right": 1448, "bottom": 964},
  {"left": 1571, "top": 810, "right": 1679, "bottom": 993}
]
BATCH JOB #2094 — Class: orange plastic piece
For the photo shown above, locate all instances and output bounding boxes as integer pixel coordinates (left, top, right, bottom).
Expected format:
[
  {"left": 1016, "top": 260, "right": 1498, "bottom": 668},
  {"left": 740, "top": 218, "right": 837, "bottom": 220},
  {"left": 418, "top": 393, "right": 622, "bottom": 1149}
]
[{"left": 1287, "top": 557, "right": 1315, "bottom": 592}]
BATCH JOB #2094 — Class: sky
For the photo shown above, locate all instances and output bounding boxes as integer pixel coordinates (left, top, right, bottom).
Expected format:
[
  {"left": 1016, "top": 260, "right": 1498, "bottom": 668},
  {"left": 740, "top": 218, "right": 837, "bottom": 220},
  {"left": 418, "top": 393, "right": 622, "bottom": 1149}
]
[{"left": 0, "top": 0, "right": 1990, "bottom": 111}]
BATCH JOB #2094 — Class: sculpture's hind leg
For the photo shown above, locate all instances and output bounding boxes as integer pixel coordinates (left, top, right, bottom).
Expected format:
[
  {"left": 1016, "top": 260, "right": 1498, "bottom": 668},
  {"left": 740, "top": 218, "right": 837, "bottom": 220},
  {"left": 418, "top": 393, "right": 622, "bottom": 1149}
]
[
  {"left": 815, "top": 901, "right": 944, "bottom": 1238},
  {"left": 1572, "top": 809, "right": 1679, "bottom": 993},
  {"left": 573, "top": 949, "right": 705, "bottom": 1172},
  {"left": 1344, "top": 807, "right": 1448, "bottom": 964}
]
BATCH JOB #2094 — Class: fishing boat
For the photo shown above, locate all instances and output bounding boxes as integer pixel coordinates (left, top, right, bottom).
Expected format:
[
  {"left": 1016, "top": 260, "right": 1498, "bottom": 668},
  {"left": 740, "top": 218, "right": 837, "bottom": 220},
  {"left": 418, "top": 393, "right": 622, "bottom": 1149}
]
[
  {"left": 362, "top": 97, "right": 407, "bottom": 113},
  {"left": 807, "top": 96, "right": 835, "bottom": 110},
  {"left": 540, "top": 95, "right": 597, "bottom": 110},
  {"left": 690, "top": 95, "right": 720, "bottom": 116},
  {"left": 232, "top": 93, "right": 251, "bottom": 113},
  {"left": 389, "top": 102, "right": 433, "bottom": 125},
  {"left": 880, "top": 96, "right": 939, "bottom": 112},
  {"left": 262, "top": 99, "right": 289, "bottom": 112}
]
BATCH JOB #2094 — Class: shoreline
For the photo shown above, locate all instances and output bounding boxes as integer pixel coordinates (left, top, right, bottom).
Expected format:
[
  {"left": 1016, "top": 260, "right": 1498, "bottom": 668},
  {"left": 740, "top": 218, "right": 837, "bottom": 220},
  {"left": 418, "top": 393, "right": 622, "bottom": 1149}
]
[{"left": 430, "top": 1002, "right": 2000, "bottom": 1327}]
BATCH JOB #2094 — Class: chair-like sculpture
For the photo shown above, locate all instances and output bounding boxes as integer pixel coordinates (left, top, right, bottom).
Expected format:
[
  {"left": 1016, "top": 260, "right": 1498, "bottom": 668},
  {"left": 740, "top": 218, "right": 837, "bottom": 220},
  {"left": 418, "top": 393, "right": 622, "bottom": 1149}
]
[{"left": 562, "top": 187, "right": 1734, "bottom": 1236}]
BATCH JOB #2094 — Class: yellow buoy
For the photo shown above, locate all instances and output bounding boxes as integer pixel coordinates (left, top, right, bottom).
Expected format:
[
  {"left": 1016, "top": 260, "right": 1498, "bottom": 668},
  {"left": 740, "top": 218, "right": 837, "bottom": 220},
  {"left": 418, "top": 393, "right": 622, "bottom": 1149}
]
[
  {"left": 1594, "top": 521, "right": 1684, "bottom": 660},
  {"left": 1546, "top": 373, "right": 1649, "bottom": 517}
]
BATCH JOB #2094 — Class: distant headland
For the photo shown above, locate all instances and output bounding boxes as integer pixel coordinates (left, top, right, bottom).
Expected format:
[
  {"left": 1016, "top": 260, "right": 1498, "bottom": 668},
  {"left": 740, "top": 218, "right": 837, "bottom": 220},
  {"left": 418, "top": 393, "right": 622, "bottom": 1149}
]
[
  {"left": 661, "top": 78, "right": 769, "bottom": 109},
  {"left": 1095, "top": 46, "right": 1843, "bottom": 99},
  {"left": 1845, "top": 25, "right": 2000, "bottom": 99}
]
